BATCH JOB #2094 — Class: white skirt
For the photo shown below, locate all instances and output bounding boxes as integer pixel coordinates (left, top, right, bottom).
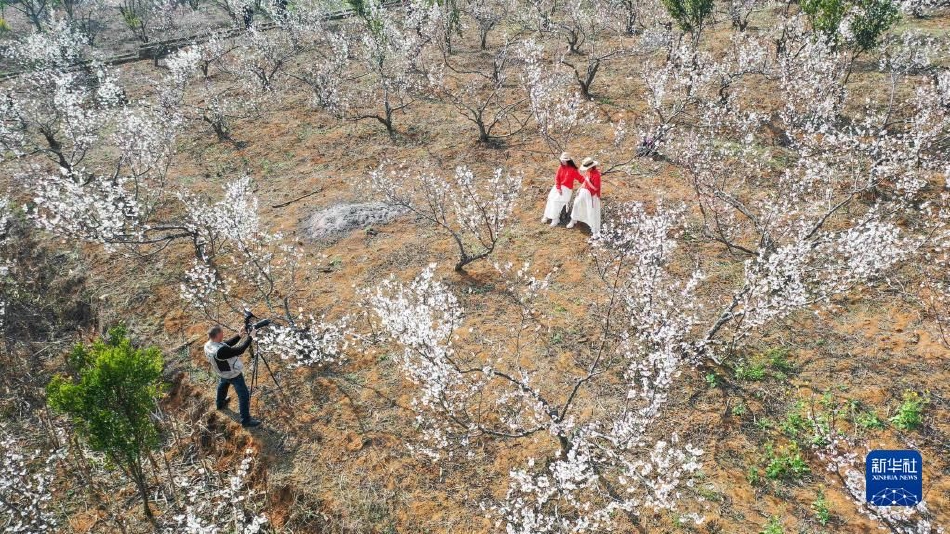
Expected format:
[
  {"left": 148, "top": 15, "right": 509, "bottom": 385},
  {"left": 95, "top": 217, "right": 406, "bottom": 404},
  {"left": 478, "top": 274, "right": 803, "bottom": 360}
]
[
  {"left": 570, "top": 189, "right": 601, "bottom": 235},
  {"left": 543, "top": 185, "right": 572, "bottom": 221}
]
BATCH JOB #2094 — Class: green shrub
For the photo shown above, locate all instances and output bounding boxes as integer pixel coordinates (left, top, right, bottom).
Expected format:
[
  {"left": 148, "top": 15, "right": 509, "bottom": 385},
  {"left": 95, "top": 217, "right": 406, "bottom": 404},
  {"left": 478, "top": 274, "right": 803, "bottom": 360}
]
[
  {"left": 47, "top": 326, "right": 164, "bottom": 520},
  {"left": 800, "top": 0, "right": 899, "bottom": 52},
  {"left": 800, "top": 0, "right": 847, "bottom": 39},
  {"left": 850, "top": 0, "right": 900, "bottom": 52},
  {"left": 661, "top": 0, "right": 714, "bottom": 35}
]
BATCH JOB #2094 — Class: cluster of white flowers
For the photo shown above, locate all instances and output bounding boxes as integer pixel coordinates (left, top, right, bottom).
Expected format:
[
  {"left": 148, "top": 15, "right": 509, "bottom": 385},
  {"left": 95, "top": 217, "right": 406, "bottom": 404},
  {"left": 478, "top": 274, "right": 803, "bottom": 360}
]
[
  {"left": 0, "top": 200, "right": 12, "bottom": 328},
  {"left": 500, "top": 430, "right": 703, "bottom": 533},
  {"left": 32, "top": 168, "right": 144, "bottom": 245},
  {"left": 179, "top": 176, "right": 303, "bottom": 320},
  {"left": 370, "top": 163, "right": 522, "bottom": 270},
  {"left": 0, "top": 19, "right": 121, "bottom": 171},
  {"left": 296, "top": 30, "right": 351, "bottom": 115},
  {"left": 555, "top": 0, "right": 634, "bottom": 97},
  {"left": 778, "top": 25, "right": 849, "bottom": 130},
  {"left": 256, "top": 315, "right": 349, "bottom": 367},
  {"left": 519, "top": 39, "right": 590, "bottom": 152},
  {"left": 630, "top": 37, "right": 713, "bottom": 152},
  {"left": 0, "top": 433, "right": 64, "bottom": 533},
  {"left": 165, "top": 449, "right": 268, "bottom": 534},
  {"left": 646, "top": 6, "right": 946, "bottom": 355},
  {"left": 235, "top": 26, "right": 301, "bottom": 94},
  {"left": 368, "top": 203, "right": 708, "bottom": 530},
  {"left": 180, "top": 259, "right": 224, "bottom": 314},
  {"left": 159, "top": 41, "right": 259, "bottom": 141},
  {"left": 896, "top": 0, "right": 947, "bottom": 17},
  {"left": 367, "top": 264, "right": 479, "bottom": 458},
  {"left": 465, "top": 0, "right": 507, "bottom": 48},
  {"left": 351, "top": 0, "right": 427, "bottom": 133},
  {"left": 497, "top": 204, "right": 706, "bottom": 531},
  {"left": 428, "top": 39, "right": 532, "bottom": 144},
  {"left": 1, "top": 23, "right": 196, "bottom": 249},
  {"left": 184, "top": 175, "right": 262, "bottom": 244}
]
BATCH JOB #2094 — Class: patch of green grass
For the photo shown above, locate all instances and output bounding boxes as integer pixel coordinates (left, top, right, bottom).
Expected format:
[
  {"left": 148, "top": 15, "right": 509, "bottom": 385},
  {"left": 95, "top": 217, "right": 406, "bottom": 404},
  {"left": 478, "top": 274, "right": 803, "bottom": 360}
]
[
  {"left": 343, "top": 372, "right": 364, "bottom": 385},
  {"left": 779, "top": 402, "right": 809, "bottom": 437},
  {"left": 735, "top": 359, "right": 766, "bottom": 381},
  {"left": 469, "top": 283, "right": 494, "bottom": 295},
  {"left": 746, "top": 465, "right": 761, "bottom": 486},
  {"left": 809, "top": 417, "right": 831, "bottom": 447},
  {"left": 732, "top": 402, "right": 747, "bottom": 416},
  {"left": 763, "top": 442, "right": 809, "bottom": 481},
  {"left": 765, "top": 347, "right": 794, "bottom": 374},
  {"left": 779, "top": 395, "right": 838, "bottom": 446},
  {"left": 297, "top": 124, "right": 315, "bottom": 141},
  {"left": 890, "top": 390, "right": 927, "bottom": 431},
  {"left": 696, "top": 484, "right": 724, "bottom": 502},
  {"left": 705, "top": 372, "right": 719, "bottom": 388},
  {"left": 812, "top": 488, "right": 832, "bottom": 526},
  {"left": 760, "top": 516, "right": 784, "bottom": 534},
  {"left": 856, "top": 409, "right": 885, "bottom": 430}
]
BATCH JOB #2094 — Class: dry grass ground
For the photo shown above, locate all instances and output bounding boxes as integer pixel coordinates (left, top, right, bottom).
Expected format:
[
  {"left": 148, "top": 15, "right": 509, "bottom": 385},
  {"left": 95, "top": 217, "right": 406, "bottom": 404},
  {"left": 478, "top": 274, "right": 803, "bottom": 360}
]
[{"left": 3, "top": 6, "right": 950, "bottom": 533}]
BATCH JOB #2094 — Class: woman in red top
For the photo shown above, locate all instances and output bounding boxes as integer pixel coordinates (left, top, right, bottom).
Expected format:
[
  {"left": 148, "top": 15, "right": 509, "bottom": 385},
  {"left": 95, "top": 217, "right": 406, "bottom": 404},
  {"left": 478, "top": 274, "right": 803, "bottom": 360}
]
[
  {"left": 542, "top": 152, "right": 583, "bottom": 227},
  {"left": 567, "top": 157, "right": 601, "bottom": 237}
]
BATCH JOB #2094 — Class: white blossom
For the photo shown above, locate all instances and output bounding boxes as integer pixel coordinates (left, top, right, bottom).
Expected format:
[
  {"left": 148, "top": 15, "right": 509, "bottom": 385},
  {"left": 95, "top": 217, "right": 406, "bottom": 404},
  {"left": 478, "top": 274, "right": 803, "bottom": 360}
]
[{"left": 0, "top": 432, "right": 64, "bottom": 533}]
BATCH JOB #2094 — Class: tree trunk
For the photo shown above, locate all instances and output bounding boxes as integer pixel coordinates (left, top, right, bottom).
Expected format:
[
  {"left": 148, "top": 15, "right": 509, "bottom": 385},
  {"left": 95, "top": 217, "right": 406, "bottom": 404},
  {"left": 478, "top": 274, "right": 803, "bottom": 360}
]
[
  {"left": 477, "top": 121, "right": 490, "bottom": 144},
  {"left": 42, "top": 130, "right": 72, "bottom": 173},
  {"left": 383, "top": 99, "right": 395, "bottom": 139},
  {"left": 132, "top": 465, "right": 154, "bottom": 522},
  {"left": 578, "top": 79, "right": 591, "bottom": 100}
]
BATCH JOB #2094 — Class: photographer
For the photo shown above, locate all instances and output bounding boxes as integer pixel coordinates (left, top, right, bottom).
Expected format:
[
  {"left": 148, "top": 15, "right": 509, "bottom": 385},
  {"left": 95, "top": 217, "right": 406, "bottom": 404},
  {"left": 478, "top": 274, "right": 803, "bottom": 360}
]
[{"left": 204, "top": 325, "right": 262, "bottom": 428}]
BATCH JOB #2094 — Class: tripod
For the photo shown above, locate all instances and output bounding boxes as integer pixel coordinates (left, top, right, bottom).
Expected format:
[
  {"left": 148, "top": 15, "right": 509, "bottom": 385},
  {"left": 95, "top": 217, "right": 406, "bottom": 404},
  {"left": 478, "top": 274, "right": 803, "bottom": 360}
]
[{"left": 248, "top": 338, "right": 286, "bottom": 401}]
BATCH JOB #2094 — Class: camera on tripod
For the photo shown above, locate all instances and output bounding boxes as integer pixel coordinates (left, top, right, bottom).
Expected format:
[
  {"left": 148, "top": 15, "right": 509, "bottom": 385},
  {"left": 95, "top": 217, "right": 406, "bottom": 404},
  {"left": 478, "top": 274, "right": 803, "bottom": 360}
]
[
  {"left": 243, "top": 309, "right": 272, "bottom": 332},
  {"left": 241, "top": 310, "right": 284, "bottom": 399}
]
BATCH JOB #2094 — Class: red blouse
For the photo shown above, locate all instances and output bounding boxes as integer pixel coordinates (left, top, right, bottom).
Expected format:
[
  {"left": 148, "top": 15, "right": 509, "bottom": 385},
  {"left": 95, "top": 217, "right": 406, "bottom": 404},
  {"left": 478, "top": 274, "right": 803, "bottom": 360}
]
[
  {"left": 584, "top": 168, "right": 601, "bottom": 198},
  {"left": 555, "top": 164, "right": 583, "bottom": 193}
]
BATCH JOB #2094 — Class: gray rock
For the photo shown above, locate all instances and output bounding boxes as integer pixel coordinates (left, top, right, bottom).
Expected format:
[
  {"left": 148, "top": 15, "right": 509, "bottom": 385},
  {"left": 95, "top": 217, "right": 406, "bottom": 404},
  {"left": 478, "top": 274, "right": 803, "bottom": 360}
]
[{"left": 303, "top": 202, "right": 408, "bottom": 240}]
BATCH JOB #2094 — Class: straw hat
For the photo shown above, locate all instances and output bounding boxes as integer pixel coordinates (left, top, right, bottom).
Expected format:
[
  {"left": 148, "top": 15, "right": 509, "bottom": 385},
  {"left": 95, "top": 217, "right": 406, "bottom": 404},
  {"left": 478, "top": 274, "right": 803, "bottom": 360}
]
[
  {"left": 579, "top": 157, "right": 599, "bottom": 172},
  {"left": 559, "top": 152, "right": 572, "bottom": 164}
]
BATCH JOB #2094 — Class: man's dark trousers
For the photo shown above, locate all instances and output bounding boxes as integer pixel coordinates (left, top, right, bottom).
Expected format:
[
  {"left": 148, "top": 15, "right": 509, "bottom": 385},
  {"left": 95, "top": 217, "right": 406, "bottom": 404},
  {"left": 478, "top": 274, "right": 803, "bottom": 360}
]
[{"left": 217, "top": 373, "right": 251, "bottom": 424}]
